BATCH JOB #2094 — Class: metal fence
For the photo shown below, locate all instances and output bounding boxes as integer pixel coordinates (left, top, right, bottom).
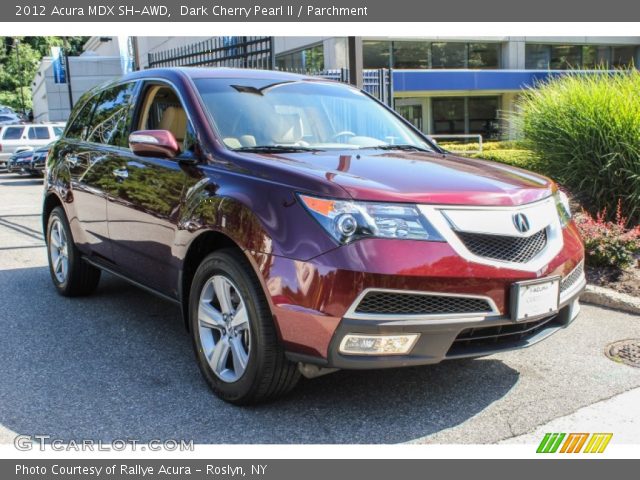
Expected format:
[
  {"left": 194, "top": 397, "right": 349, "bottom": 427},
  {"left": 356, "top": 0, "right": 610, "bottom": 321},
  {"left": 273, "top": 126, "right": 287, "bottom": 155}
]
[
  {"left": 274, "top": 68, "right": 393, "bottom": 106},
  {"left": 146, "top": 37, "right": 393, "bottom": 107},
  {"left": 147, "top": 37, "right": 274, "bottom": 70}
]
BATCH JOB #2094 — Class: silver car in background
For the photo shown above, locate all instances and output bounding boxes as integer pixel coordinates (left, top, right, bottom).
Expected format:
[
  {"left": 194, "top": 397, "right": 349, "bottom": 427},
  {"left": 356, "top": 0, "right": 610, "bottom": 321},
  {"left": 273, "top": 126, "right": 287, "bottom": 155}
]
[{"left": 0, "top": 123, "right": 65, "bottom": 169}]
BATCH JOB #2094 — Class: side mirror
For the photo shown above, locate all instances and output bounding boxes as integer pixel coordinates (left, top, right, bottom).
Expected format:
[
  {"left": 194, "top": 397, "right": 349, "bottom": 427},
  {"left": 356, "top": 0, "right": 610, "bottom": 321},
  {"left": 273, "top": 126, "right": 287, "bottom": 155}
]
[{"left": 129, "top": 130, "right": 179, "bottom": 159}]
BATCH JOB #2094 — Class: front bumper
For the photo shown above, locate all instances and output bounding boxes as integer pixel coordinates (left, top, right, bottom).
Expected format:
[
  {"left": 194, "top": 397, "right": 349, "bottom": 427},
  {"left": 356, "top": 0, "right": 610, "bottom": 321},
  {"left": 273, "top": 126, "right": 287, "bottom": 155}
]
[
  {"left": 254, "top": 220, "right": 585, "bottom": 368},
  {"left": 307, "top": 282, "right": 583, "bottom": 369}
]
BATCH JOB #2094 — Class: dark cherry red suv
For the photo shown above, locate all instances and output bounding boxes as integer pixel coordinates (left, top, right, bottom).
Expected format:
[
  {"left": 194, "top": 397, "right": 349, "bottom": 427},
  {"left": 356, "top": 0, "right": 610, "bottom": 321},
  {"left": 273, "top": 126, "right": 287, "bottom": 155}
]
[{"left": 43, "top": 68, "right": 585, "bottom": 404}]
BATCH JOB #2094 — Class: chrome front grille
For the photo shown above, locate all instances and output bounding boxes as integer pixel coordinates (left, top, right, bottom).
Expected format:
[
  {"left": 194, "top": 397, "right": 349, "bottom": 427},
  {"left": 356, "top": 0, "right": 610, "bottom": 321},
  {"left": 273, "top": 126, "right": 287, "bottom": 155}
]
[
  {"left": 561, "top": 261, "right": 584, "bottom": 293},
  {"left": 354, "top": 291, "right": 494, "bottom": 316},
  {"left": 456, "top": 228, "right": 547, "bottom": 263}
]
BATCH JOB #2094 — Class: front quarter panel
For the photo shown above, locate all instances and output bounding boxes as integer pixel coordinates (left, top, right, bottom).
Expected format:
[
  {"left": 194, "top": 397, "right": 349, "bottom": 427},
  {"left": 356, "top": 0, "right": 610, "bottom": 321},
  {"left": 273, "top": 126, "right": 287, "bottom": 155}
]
[{"left": 178, "top": 165, "right": 340, "bottom": 262}]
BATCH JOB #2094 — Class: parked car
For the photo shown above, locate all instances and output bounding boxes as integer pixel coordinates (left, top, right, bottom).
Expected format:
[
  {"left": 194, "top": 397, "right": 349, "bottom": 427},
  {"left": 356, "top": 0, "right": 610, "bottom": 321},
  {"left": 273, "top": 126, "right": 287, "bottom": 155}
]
[
  {"left": 0, "top": 123, "right": 65, "bottom": 169},
  {"left": 43, "top": 68, "right": 586, "bottom": 404},
  {"left": 0, "top": 113, "right": 24, "bottom": 125},
  {"left": 28, "top": 144, "right": 52, "bottom": 176},
  {"left": 6, "top": 149, "right": 33, "bottom": 174}
]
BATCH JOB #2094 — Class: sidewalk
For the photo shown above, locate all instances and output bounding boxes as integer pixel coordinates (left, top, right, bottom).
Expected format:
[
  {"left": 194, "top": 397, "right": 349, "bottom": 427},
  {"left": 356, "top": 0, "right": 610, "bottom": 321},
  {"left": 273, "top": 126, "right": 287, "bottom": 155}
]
[{"left": 500, "top": 387, "right": 640, "bottom": 444}]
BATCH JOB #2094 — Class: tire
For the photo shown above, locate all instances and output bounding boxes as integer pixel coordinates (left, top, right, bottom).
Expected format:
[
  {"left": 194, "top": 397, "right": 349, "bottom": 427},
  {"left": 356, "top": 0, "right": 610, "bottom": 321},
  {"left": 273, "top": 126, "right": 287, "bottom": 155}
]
[
  {"left": 46, "top": 206, "right": 101, "bottom": 296},
  {"left": 190, "top": 249, "right": 300, "bottom": 405}
]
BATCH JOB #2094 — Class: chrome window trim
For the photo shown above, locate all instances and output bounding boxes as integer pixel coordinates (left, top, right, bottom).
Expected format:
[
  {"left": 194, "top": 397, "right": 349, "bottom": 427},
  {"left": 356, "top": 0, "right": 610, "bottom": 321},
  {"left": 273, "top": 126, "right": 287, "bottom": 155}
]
[
  {"left": 344, "top": 287, "right": 500, "bottom": 323},
  {"left": 418, "top": 196, "right": 564, "bottom": 273}
]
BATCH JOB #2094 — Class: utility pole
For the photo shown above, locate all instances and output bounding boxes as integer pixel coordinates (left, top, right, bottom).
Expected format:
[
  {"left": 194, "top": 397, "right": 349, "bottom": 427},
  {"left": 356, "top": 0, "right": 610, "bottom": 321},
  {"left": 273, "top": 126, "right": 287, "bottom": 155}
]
[
  {"left": 63, "top": 37, "right": 74, "bottom": 111},
  {"left": 13, "top": 39, "right": 26, "bottom": 115}
]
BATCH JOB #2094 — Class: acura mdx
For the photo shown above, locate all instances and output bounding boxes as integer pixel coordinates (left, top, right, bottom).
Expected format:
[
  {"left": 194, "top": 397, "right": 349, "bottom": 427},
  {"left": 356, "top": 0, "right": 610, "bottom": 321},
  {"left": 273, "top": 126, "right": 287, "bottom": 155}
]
[{"left": 43, "top": 68, "right": 585, "bottom": 404}]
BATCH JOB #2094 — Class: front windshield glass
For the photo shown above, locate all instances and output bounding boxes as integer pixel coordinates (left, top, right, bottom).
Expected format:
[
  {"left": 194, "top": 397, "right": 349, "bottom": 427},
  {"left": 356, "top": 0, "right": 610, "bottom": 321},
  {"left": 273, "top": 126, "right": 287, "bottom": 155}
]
[{"left": 193, "top": 78, "right": 434, "bottom": 151}]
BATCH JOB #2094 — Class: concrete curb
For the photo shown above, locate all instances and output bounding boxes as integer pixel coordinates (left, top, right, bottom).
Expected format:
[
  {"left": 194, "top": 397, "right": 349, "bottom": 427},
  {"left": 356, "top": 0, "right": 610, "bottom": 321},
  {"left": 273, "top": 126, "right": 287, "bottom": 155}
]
[{"left": 580, "top": 284, "right": 640, "bottom": 315}]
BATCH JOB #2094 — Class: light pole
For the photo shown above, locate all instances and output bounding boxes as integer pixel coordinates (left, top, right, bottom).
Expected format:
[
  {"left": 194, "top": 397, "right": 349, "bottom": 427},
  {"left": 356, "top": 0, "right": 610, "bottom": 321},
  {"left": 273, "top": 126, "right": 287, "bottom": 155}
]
[
  {"left": 63, "top": 37, "right": 74, "bottom": 110},
  {"left": 13, "top": 38, "right": 26, "bottom": 116}
]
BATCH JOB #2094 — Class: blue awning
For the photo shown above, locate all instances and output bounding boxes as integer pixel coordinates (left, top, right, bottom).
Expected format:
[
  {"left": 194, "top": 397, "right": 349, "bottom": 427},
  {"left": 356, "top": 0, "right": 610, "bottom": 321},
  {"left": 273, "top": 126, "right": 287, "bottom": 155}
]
[{"left": 392, "top": 69, "right": 598, "bottom": 92}]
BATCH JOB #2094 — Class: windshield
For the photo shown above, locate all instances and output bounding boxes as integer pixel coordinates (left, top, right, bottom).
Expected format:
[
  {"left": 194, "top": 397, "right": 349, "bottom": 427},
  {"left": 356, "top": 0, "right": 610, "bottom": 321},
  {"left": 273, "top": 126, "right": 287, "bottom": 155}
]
[{"left": 193, "top": 78, "right": 434, "bottom": 152}]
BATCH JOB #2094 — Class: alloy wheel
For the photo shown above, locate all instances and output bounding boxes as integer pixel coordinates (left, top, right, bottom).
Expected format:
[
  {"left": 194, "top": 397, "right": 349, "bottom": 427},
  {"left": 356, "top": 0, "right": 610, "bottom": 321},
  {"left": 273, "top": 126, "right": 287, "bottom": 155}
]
[
  {"left": 49, "top": 218, "right": 69, "bottom": 284},
  {"left": 198, "top": 275, "right": 251, "bottom": 383}
]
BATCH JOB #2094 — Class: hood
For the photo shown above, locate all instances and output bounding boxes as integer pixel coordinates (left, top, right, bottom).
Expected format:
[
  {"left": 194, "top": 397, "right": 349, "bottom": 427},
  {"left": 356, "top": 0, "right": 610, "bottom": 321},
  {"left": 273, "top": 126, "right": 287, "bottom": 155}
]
[{"left": 248, "top": 150, "right": 554, "bottom": 206}]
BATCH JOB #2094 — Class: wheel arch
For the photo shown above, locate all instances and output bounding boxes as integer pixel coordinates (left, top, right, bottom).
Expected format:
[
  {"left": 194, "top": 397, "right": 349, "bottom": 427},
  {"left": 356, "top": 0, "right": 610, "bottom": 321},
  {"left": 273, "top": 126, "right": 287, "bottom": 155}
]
[
  {"left": 42, "top": 191, "right": 64, "bottom": 238},
  {"left": 179, "top": 229, "right": 270, "bottom": 331}
]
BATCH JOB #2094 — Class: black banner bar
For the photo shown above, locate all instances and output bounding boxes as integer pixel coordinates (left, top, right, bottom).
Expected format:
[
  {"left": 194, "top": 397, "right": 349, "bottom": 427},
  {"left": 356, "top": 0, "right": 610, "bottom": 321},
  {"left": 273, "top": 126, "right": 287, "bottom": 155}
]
[
  {"left": 3, "top": 459, "right": 640, "bottom": 480},
  {"left": 6, "top": 0, "right": 640, "bottom": 22}
]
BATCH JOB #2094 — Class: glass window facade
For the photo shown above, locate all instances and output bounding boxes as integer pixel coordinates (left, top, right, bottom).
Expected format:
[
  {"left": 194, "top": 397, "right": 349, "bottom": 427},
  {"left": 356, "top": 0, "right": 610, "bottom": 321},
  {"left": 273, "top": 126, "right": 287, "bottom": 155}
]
[
  {"left": 431, "top": 96, "right": 500, "bottom": 139},
  {"left": 431, "top": 43, "right": 467, "bottom": 69},
  {"left": 363, "top": 41, "right": 391, "bottom": 69},
  {"left": 526, "top": 44, "right": 638, "bottom": 69},
  {"left": 468, "top": 43, "right": 500, "bottom": 69},
  {"left": 276, "top": 44, "right": 324, "bottom": 71},
  {"left": 393, "top": 42, "right": 430, "bottom": 69},
  {"left": 363, "top": 41, "right": 500, "bottom": 69},
  {"left": 549, "top": 45, "right": 582, "bottom": 69},
  {"left": 612, "top": 46, "right": 637, "bottom": 67},
  {"left": 395, "top": 103, "right": 423, "bottom": 131}
]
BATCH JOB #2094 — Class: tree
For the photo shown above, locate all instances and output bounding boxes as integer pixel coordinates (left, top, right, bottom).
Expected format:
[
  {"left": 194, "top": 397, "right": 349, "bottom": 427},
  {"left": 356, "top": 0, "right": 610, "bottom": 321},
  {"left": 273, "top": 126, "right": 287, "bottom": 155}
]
[{"left": 0, "top": 36, "right": 89, "bottom": 114}]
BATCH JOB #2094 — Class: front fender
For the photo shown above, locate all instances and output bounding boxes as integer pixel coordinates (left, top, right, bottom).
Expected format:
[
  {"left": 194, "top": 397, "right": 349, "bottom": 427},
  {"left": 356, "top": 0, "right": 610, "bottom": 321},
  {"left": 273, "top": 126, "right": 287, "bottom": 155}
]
[{"left": 176, "top": 168, "right": 339, "bottom": 261}]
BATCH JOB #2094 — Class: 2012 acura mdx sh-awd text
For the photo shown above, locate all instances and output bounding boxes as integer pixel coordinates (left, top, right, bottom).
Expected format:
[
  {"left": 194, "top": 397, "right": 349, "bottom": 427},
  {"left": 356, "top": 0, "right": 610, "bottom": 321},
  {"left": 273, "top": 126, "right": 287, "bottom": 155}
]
[{"left": 43, "top": 68, "right": 586, "bottom": 404}]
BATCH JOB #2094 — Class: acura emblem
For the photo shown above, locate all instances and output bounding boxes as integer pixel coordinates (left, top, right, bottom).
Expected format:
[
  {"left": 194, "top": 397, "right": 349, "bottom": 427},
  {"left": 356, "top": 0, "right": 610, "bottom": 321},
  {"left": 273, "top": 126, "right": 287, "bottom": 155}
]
[{"left": 513, "top": 213, "right": 530, "bottom": 233}]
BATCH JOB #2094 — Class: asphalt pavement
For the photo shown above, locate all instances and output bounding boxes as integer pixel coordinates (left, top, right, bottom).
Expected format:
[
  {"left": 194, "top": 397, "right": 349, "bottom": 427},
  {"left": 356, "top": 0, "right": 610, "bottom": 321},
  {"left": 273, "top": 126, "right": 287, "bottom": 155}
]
[{"left": 0, "top": 172, "right": 639, "bottom": 444}]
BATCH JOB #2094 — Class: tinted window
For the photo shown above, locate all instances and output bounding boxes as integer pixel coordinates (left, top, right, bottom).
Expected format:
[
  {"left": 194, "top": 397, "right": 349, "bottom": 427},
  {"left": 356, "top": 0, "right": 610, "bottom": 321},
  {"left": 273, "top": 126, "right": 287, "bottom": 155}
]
[
  {"left": 393, "top": 41, "right": 430, "bottom": 69},
  {"left": 582, "top": 46, "right": 611, "bottom": 68},
  {"left": 550, "top": 45, "right": 582, "bottom": 69},
  {"left": 468, "top": 43, "right": 500, "bottom": 68},
  {"left": 431, "top": 43, "right": 467, "bottom": 68},
  {"left": 2, "top": 127, "right": 24, "bottom": 140},
  {"left": 363, "top": 41, "right": 391, "bottom": 69},
  {"left": 86, "top": 82, "right": 137, "bottom": 147},
  {"left": 28, "top": 126, "right": 50, "bottom": 140},
  {"left": 275, "top": 45, "right": 324, "bottom": 71},
  {"left": 432, "top": 98, "right": 465, "bottom": 134},
  {"left": 53, "top": 126, "right": 64, "bottom": 137},
  {"left": 66, "top": 95, "right": 98, "bottom": 140},
  {"left": 612, "top": 46, "right": 637, "bottom": 67}
]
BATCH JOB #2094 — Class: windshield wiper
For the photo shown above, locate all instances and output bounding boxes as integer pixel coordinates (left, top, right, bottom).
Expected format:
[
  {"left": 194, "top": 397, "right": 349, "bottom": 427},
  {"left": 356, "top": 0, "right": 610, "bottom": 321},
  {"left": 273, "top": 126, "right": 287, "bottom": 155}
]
[
  {"left": 233, "top": 145, "right": 322, "bottom": 153},
  {"left": 363, "top": 144, "right": 434, "bottom": 153}
]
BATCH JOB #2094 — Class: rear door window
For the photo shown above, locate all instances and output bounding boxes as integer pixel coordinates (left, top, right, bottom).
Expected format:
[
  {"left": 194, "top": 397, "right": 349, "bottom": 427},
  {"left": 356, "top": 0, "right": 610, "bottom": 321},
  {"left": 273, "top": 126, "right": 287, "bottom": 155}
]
[
  {"left": 2, "top": 127, "right": 25, "bottom": 140},
  {"left": 27, "top": 126, "right": 51, "bottom": 140},
  {"left": 86, "top": 82, "right": 137, "bottom": 147},
  {"left": 53, "top": 126, "right": 64, "bottom": 137}
]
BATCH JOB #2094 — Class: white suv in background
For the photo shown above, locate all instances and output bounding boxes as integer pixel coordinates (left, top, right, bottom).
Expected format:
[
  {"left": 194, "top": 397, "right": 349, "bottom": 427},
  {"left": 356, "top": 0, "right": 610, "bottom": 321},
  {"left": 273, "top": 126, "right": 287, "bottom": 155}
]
[{"left": 0, "top": 123, "right": 65, "bottom": 169}]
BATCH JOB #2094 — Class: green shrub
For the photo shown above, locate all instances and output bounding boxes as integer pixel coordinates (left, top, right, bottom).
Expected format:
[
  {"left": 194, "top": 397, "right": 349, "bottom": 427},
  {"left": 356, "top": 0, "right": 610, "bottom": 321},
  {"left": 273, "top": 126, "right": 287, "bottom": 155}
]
[
  {"left": 511, "top": 69, "right": 640, "bottom": 223},
  {"left": 471, "top": 149, "right": 539, "bottom": 169}
]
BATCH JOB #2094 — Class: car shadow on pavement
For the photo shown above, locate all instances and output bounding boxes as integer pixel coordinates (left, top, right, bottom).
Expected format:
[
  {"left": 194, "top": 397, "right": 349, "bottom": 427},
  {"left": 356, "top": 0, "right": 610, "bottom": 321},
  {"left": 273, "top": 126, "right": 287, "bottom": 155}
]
[{"left": 0, "top": 265, "right": 519, "bottom": 444}]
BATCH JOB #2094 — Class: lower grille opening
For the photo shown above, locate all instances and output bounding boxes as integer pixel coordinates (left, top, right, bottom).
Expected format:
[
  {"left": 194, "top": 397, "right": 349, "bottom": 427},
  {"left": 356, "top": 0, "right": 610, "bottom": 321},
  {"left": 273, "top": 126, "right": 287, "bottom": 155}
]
[
  {"left": 456, "top": 228, "right": 547, "bottom": 263},
  {"left": 354, "top": 291, "right": 494, "bottom": 316},
  {"left": 560, "top": 262, "right": 584, "bottom": 293},
  {"left": 447, "top": 315, "right": 560, "bottom": 356}
]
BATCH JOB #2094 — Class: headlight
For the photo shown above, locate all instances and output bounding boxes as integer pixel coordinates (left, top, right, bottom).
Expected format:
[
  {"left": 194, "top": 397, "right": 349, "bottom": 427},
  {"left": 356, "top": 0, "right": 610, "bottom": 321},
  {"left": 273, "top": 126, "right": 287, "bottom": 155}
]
[
  {"left": 554, "top": 191, "right": 571, "bottom": 227},
  {"left": 298, "top": 194, "right": 444, "bottom": 244}
]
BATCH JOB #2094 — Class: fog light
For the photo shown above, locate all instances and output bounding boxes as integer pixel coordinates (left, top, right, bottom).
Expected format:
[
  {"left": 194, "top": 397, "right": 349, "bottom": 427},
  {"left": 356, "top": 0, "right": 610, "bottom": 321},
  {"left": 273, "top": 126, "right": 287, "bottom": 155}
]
[{"left": 339, "top": 334, "right": 419, "bottom": 356}]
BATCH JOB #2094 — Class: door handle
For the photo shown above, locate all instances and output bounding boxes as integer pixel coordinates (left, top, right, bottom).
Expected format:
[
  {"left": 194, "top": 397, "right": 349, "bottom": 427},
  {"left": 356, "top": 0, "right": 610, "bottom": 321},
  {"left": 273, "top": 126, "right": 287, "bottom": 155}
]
[{"left": 112, "top": 167, "right": 129, "bottom": 180}]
